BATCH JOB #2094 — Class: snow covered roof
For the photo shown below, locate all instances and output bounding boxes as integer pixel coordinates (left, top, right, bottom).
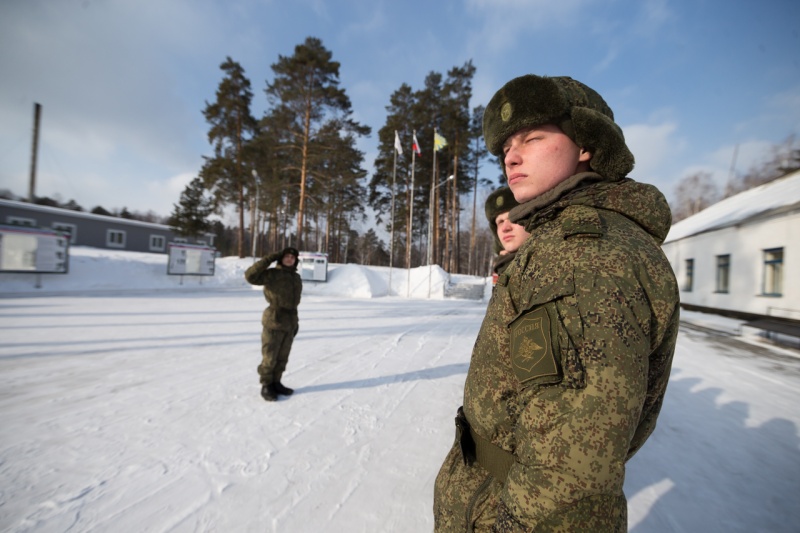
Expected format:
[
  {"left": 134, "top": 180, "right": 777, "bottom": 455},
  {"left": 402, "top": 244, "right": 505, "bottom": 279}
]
[
  {"left": 0, "top": 198, "right": 172, "bottom": 231},
  {"left": 665, "top": 169, "right": 800, "bottom": 243}
]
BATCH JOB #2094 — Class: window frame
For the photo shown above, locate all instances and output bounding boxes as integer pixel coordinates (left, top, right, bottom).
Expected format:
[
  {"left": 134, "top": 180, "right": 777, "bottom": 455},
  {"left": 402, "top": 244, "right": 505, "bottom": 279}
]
[
  {"left": 149, "top": 234, "right": 166, "bottom": 252},
  {"left": 715, "top": 254, "right": 730, "bottom": 294},
  {"left": 52, "top": 222, "right": 78, "bottom": 244},
  {"left": 106, "top": 229, "right": 126, "bottom": 249},
  {"left": 762, "top": 247, "right": 784, "bottom": 297},
  {"left": 6, "top": 216, "right": 36, "bottom": 227},
  {"left": 683, "top": 258, "right": 694, "bottom": 292}
]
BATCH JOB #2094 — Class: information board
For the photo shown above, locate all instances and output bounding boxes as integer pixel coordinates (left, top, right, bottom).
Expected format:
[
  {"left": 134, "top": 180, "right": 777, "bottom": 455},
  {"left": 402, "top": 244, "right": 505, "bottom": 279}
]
[
  {"left": 0, "top": 225, "right": 69, "bottom": 274},
  {"left": 167, "top": 243, "right": 216, "bottom": 276},
  {"left": 298, "top": 251, "right": 328, "bottom": 282}
]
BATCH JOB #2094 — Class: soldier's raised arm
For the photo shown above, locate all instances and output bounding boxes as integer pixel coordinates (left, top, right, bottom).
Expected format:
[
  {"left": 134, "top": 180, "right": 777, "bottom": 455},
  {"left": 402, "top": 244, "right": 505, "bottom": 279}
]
[{"left": 244, "top": 251, "right": 282, "bottom": 285}]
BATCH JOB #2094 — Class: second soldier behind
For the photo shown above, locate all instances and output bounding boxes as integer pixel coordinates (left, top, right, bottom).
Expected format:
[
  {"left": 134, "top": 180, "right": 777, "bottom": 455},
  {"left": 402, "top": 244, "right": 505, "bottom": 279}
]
[{"left": 485, "top": 186, "right": 529, "bottom": 282}]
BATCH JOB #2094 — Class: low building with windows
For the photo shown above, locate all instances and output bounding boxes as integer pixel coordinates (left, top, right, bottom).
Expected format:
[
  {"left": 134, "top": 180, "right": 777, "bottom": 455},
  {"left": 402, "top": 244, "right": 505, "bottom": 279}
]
[
  {"left": 0, "top": 199, "right": 214, "bottom": 254},
  {"left": 662, "top": 170, "right": 800, "bottom": 332}
]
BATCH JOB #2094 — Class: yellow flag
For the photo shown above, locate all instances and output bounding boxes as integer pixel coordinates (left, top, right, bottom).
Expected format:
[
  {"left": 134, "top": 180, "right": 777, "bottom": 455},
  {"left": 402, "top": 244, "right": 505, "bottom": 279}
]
[{"left": 434, "top": 132, "right": 447, "bottom": 152}]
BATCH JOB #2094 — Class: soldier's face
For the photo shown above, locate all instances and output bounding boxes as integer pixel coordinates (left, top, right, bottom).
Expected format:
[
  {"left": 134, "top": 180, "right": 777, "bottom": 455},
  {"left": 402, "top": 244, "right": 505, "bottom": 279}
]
[
  {"left": 503, "top": 124, "right": 592, "bottom": 203},
  {"left": 495, "top": 212, "right": 530, "bottom": 253},
  {"left": 281, "top": 254, "right": 296, "bottom": 267}
]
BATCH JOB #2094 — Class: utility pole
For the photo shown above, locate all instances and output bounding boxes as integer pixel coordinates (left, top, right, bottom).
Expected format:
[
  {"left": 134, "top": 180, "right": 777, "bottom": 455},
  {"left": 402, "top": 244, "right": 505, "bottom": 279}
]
[{"left": 29, "top": 103, "right": 42, "bottom": 202}]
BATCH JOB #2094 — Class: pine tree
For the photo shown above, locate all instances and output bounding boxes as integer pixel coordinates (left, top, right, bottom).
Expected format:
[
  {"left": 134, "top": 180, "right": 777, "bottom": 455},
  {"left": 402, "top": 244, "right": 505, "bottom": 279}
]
[
  {"left": 368, "top": 63, "right": 478, "bottom": 272},
  {"left": 467, "top": 105, "right": 491, "bottom": 275},
  {"left": 311, "top": 124, "right": 368, "bottom": 259},
  {"left": 169, "top": 177, "right": 216, "bottom": 239},
  {"left": 265, "top": 37, "right": 369, "bottom": 248},
  {"left": 439, "top": 61, "right": 476, "bottom": 272},
  {"left": 369, "top": 83, "right": 416, "bottom": 268},
  {"left": 201, "top": 57, "right": 257, "bottom": 258}
]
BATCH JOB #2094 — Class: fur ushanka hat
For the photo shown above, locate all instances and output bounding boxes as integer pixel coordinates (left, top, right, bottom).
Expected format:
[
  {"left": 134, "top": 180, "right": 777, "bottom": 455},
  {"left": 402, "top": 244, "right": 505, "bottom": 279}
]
[
  {"left": 483, "top": 75, "right": 634, "bottom": 181},
  {"left": 485, "top": 186, "right": 519, "bottom": 254},
  {"left": 281, "top": 247, "right": 300, "bottom": 270}
]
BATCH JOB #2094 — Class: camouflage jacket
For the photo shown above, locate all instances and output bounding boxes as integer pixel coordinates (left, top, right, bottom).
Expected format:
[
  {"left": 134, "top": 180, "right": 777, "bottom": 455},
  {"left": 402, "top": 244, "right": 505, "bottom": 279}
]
[
  {"left": 434, "top": 173, "right": 679, "bottom": 532},
  {"left": 244, "top": 252, "right": 303, "bottom": 332},
  {"left": 493, "top": 252, "right": 517, "bottom": 277}
]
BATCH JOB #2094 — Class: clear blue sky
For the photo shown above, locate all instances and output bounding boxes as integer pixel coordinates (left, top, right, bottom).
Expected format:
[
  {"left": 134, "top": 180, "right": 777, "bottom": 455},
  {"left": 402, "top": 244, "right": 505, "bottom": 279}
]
[{"left": 1, "top": 0, "right": 798, "bottom": 220}]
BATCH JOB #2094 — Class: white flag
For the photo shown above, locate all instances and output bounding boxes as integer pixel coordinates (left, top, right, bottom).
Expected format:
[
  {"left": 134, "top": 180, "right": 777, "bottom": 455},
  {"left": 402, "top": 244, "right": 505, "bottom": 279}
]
[{"left": 394, "top": 131, "right": 403, "bottom": 155}]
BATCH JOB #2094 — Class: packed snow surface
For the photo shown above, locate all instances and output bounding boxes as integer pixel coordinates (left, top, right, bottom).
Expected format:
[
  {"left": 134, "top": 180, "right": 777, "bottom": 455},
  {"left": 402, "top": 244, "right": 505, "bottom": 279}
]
[{"left": 1, "top": 247, "right": 798, "bottom": 532}]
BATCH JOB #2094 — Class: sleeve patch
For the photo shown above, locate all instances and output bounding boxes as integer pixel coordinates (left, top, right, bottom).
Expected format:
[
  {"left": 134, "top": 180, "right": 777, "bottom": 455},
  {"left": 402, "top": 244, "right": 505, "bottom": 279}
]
[{"left": 509, "top": 306, "right": 561, "bottom": 385}]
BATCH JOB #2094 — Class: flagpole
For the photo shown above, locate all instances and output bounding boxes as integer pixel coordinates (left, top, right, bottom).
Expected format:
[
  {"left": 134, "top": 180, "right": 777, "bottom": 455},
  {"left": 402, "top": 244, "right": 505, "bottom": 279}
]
[
  {"left": 389, "top": 134, "right": 397, "bottom": 294},
  {"left": 431, "top": 128, "right": 440, "bottom": 266},
  {"left": 407, "top": 130, "right": 416, "bottom": 298},
  {"left": 428, "top": 129, "right": 437, "bottom": 298}
]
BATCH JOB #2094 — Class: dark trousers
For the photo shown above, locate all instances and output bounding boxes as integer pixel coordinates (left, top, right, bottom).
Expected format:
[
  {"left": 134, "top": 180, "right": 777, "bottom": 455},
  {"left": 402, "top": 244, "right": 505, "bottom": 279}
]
[{"left": 258, "top": 328, "right": 294, "bottom": 385}]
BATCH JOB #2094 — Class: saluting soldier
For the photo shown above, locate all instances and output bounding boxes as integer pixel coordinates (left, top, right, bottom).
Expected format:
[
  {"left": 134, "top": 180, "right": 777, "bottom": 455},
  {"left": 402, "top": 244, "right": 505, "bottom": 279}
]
[
  {"left": 245, "top": 247, "right": 303, "bottom": 402},
  {"left": 434, "top": 75, "right": 680, "bottom": 532}
]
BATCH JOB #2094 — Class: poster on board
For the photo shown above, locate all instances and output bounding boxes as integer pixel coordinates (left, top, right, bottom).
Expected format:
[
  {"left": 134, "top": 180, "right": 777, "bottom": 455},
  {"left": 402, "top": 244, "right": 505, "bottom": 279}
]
[
  {"left": 0, "top": 225, "right": 69, "bottom": 274},
  {"left": 167, "top": 243, "right": 216, "bottom": 276}
]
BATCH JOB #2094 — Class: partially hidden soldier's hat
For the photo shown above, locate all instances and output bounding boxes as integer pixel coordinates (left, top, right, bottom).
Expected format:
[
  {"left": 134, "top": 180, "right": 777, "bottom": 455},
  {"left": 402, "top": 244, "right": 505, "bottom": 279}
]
[
  {"left": 485, "top": 186, "right": 519, "bottom": 254},
  {"left": 483, "top": 75, "right": 634, "bottom": 181}
]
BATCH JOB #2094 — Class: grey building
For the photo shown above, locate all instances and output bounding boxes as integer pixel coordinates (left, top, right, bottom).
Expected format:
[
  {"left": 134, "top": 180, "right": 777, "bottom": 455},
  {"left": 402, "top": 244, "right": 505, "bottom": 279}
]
[{"left": 0, "top": 199, "right": 215, "bottom": 253}]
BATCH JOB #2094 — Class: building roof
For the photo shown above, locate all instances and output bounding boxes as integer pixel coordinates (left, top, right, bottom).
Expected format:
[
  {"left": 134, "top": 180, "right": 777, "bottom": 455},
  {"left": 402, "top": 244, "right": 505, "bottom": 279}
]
[
  {"left": 0, "top": 198, "right": 172, "bottom": 231},
  {"left": 665, "top": 169, "right": 800, "bottom": 244}
]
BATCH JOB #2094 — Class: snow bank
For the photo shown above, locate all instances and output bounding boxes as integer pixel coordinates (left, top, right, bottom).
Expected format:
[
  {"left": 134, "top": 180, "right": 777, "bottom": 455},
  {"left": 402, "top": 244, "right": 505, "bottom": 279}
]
[{"left": 0, "top": 246, "right": 483, "bottom": 301}]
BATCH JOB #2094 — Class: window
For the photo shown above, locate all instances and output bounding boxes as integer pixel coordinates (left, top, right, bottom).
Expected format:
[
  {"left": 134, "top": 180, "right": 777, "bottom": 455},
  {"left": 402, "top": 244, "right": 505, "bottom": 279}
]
[
  {"left": 173, "top": 237, "right": 188, "bottom": 244},
  {"left": 149, "top": 235, "right": 166, "bottom": 252},
  {"left": 106, "top": 229, "right": 126, "bottom": 248},
  {"left": 763, "top": 248, "right": 783, "bottom": 296},
  {"left": 6, "top": 216, "right": 36, "bottom": 227},
  {"left": 52, "top": 222, "right": 78, "bottom": 244},
  {"left": 683, "top": 259, "right": 694, "bottom": 292},
  {"left": 715, "top": 254, "right": 730, "bottom": 293}
]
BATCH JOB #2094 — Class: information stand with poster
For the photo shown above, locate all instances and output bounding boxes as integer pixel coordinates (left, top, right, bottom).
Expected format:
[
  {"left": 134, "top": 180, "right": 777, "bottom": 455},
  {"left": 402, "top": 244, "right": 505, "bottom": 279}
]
[
  {"left": 0, "top": 224, "right": 69, "bottom": 274},
  {"left": 167, "top": 243, "right": 216, "bottom": 279},
  {"left": 298, "top": 251, "right": 328, "bottom": 282}
]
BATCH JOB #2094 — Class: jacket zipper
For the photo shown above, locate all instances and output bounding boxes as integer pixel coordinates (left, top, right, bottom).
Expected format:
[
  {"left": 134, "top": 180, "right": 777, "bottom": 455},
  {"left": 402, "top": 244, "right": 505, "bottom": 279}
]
[{"left": 465, "top": 474, "right": 494, "bottom": 533}]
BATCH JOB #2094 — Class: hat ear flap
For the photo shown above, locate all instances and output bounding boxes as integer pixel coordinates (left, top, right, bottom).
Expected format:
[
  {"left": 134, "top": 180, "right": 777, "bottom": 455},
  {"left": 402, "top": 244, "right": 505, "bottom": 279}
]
[{"left": 571, "top": 107, "right": 634, "bottom": 181}]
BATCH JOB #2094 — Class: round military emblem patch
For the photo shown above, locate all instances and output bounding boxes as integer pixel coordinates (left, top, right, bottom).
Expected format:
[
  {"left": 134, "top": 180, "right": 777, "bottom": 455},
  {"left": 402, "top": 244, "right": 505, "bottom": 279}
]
[{"left": 501, "top": 102, "right": 512, "bottom": 122}]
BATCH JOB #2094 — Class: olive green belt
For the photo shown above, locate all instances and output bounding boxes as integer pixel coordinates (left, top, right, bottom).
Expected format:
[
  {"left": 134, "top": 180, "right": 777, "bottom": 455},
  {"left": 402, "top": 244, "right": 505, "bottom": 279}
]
[{"left": 455, "top": 407, "right": 515, "bottom": 482}]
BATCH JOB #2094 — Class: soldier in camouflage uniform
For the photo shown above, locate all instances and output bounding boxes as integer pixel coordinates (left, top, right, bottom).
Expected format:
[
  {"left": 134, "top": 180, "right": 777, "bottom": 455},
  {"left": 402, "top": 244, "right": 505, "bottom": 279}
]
[
  {"left": 245, "top": 247, "right": 303, "bottom": 402},
  {"left": 485, "top": 187, "right": 528, "bottom": 280},
  {"left": 433, "top": 75, "right": 680, "bottom": 532}
]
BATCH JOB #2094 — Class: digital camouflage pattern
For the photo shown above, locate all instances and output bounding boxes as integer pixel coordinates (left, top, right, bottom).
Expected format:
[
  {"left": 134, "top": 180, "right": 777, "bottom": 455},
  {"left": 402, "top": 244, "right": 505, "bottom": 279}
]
[
  {"left": 434, "top": 173, "right": 680, "bottom": 532},
  {"left": 245, "top": 250, "right": 303, "bottom": 385},
  {"left": 492, "top": 252, "right": 517, "bottom": 277}
]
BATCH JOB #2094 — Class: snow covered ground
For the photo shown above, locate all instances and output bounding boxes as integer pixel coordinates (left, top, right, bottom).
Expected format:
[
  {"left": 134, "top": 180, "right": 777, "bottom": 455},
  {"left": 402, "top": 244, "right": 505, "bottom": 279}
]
[{"left": 1, "top": 248, "right": 799, "bottom": 532}]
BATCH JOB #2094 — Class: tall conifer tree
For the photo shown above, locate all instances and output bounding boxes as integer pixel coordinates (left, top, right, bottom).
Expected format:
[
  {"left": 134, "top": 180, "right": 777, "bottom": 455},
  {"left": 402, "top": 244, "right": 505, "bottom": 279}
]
[
  {"left": 265, "top": 37, "right": 368, "bottom": 248},
  {"left": 201, "top": 57, "right": 257, "bottom": 257}
]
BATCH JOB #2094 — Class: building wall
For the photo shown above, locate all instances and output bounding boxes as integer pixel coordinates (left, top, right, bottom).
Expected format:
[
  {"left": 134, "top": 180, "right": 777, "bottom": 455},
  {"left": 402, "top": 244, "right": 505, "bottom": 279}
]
[
  {"left": 662, "top": 209, "right": 799, "bottom": 320},
  {"left": 0, "top": 199, "right": 214, "bottom": 254}
]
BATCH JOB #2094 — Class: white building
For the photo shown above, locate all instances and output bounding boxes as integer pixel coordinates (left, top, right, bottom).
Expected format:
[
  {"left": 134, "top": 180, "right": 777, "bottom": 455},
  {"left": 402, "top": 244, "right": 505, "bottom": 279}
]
[{"left": 662, "top": 170, "right": 800, "bottom": 335}]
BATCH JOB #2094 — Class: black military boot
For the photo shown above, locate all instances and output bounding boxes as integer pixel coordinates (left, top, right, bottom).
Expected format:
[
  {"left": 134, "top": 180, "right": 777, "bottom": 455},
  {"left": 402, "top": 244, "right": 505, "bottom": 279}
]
[
  {"left": 273, "top": 382, "right": 294, "bottom": 396},
  {"left": 260, "top": 383, "right": 278, "bottom": 402}
]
